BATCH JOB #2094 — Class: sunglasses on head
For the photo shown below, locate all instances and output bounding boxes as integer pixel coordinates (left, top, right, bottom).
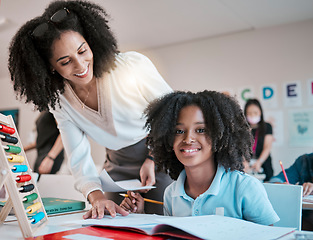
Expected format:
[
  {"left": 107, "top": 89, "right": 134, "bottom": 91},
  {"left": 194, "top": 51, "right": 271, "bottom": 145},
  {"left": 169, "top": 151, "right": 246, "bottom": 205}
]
[{"left": 32, "top": 8, "right": 70, "bottom": 38}]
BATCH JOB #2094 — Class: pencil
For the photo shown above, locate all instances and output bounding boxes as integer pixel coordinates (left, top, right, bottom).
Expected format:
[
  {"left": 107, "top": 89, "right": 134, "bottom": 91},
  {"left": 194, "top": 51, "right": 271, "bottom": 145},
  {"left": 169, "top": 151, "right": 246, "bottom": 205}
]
[
  {"left": 119, "top": 193, "right": 163, "bottom": 205},
  {"left": 279, "top": 160, "right": 289, "bottom": 184}
]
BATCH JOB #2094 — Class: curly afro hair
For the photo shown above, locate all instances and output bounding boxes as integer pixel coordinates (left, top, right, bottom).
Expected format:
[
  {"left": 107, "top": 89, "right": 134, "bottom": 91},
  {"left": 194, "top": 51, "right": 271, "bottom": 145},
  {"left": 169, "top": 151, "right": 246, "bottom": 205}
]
[
  {"left": 8, "top": 0, "right": 118, "bottom": 111},
  {"left": 144, "top": 90, "right": 253, "bottom": 180}
]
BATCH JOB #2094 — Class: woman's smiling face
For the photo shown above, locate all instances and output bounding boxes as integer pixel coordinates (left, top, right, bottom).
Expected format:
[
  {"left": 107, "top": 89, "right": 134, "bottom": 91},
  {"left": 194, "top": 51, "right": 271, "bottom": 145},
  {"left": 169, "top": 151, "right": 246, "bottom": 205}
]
[
  {"left": 173, "top": 105, "right": 214, "bottom": 169},
  {"left": 49, "top": 30, "right": 94, "bottom": 86}
]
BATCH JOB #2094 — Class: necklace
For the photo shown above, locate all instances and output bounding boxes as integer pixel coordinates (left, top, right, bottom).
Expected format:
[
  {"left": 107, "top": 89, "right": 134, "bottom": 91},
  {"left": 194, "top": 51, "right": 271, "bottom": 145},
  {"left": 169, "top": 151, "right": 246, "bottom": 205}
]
[{"left": 81, "top": 84, "right": 92, "bottom": 109}]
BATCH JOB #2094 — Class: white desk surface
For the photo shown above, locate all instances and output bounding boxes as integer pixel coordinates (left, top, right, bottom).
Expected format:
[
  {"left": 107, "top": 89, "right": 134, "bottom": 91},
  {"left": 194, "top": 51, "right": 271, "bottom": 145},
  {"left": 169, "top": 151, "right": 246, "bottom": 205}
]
[
  {"left": 0, "top": 212, "right": 312, "bottom": 240},
  {"left": 0, "top": 211, "right": 86, "bottom": 240}
]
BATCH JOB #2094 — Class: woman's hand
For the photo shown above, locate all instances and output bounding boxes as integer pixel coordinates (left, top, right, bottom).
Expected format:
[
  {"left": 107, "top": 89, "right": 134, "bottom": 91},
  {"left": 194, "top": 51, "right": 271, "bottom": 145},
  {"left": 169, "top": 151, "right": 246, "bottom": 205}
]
[
  {"left": 251, "top": 160, "right": 263, "bottom": 173},
  {"left": 120, "top": 191, "right": 145, "bottom": 213},
  {"left": 38, "top": 156, "right": 54, "bottom": 174},
  {"left": 303, "top": 182, "right": 313, "bottom": 197},
  {"left": 252, "top": 134, "right": 273, "bottom": 173},
  {"left": 139, "top": 158, "right": 155, "bottom": 193},
  {"left": 83, "top": 190, "right": 129, "bottom": 219}
]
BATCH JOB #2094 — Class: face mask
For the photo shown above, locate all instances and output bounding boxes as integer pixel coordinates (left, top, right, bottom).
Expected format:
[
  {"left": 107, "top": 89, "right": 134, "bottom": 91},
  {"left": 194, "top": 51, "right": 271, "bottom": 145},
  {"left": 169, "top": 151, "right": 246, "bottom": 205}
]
[{"left": 247, "top": 116, "right": 261, "bottom": 125}]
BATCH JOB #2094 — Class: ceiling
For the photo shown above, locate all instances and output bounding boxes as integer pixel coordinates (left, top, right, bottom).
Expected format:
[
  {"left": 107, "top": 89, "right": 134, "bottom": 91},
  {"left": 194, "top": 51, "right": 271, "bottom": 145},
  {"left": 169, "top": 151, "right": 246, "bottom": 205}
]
[{"left": 0, "top": 0, "right": 313, "bottom": 79}]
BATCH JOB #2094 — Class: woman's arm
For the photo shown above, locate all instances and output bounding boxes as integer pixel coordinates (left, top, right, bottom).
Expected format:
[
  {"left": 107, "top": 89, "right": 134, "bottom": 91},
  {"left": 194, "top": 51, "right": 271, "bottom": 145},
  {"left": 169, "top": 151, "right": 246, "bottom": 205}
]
[
  {"left": 38, "top": 134, "right": 63, "bottom": 174},
  {"left": 252, "top": 134, "right": 273, "bottom": 172},
  {"left": 51, "top": 106, "right": 127, "bottom": 218}
]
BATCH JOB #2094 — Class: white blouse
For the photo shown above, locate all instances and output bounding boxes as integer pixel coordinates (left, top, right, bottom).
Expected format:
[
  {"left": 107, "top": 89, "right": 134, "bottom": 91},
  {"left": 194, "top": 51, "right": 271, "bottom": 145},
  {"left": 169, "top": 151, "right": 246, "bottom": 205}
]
[{"left": 51, "top": 51, "right": 173, "bottom": 197}]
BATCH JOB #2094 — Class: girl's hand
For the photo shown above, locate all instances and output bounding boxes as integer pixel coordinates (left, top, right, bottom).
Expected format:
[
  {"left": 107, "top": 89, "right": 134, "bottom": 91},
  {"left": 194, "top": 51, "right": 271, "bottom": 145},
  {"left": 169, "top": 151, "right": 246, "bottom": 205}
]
[
  {"left": 302, "top": 182, "right": 313, "bottom": 197},
  {"left": 83, "top": 190, "right": 129, "bottom": 219},
  {"left": 139, "top": 158, "right": 155, "bottom": 193},
  {"left": 120, "top": 191, "right": 145, "bottom": 213}
]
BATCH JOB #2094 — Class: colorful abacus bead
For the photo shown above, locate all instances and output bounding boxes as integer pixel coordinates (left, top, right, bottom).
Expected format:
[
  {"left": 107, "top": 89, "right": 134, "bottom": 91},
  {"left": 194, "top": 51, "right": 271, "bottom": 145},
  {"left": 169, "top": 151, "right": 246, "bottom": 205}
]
[
  {"left": 4, "top": 145, "right": 21, "bottom": 154},
  {"left": 0, "top": 124, "right": 15, "bottom": 134},
  {"left": 16, "top": 174, "right": 31, "bottom": 183},
  {"left": 26, "top": 202, "right": 42, "bottom": 214},
  {"left": 18, "top": 184, "right": 34, "bottom": 193},
  {"left": 7, "top": 154, "right": 24, "bottom": 163},
  {"left": 12, "top": 165, "right": 28, "bottom": 173},
  {"left": 30, "top": 212, "right": 45, "bottom": 224},
  {"left": 23, "top": 193, "right": 38, "bottom": 203},
  {"left": 0, "top": 132, "right": 18, "bottom": 144}
]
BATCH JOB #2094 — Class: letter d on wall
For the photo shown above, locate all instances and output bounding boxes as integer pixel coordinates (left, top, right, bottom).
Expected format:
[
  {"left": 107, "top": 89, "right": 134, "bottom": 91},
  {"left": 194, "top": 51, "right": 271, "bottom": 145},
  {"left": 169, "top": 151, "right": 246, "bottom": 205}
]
[
  {"left": 263, "top": 87, "right": 274, "bottom": 99},
  {"left": 261, "top": 84, "right": 277, "bottom": 108}
]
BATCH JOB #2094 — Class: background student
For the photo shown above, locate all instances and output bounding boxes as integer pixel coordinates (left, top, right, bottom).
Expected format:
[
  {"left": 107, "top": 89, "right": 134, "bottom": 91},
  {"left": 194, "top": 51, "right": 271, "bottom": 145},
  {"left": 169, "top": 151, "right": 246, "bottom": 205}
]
[
  {"left": 244, "top": 99, "right": 274, "bottom": 181},
  {"left": 24, "top": 111, "right": 64, "bottom": 176},
  {"left": 121, "top": 90, "right": 279, "bottom": 226},
  {"left": 8, "top": 0, "right": 172, "bottom": 218},
  {"left": 269, "top": 152, "right": 313, "bottom": 230}
]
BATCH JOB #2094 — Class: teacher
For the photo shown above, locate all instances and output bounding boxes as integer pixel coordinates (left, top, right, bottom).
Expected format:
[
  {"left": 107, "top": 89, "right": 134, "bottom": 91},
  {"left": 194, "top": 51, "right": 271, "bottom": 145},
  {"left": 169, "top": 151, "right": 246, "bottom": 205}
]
[{"left": 8, "top": 0, "right": 173, "bottom": 218}]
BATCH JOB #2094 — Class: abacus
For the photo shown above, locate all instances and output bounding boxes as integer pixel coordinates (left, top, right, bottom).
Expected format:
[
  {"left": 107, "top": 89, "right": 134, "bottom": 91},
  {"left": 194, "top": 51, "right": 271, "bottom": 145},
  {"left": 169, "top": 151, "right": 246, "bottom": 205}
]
[{"left": 0, "top": 113, "right": 48, "bottom": 238}]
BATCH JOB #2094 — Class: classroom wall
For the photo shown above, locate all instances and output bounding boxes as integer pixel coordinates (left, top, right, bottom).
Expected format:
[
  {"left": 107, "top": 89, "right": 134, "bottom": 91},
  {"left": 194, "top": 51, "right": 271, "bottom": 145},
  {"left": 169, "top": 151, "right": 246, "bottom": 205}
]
[{"left": 0, "top": 19, "right": 312, "bottom": 175}]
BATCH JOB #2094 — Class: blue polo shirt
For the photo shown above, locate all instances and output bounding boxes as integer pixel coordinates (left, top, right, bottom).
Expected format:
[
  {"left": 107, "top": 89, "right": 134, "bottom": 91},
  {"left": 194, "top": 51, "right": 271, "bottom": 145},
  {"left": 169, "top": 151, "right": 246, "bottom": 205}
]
[{"left": 163, "top": 166, "right": 279, "bottom": 225}]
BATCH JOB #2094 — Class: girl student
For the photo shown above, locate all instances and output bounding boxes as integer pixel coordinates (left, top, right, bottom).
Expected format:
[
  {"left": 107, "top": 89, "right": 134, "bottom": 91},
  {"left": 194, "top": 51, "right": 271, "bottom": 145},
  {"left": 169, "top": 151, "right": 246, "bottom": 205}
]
[{"left": 121, "top": 90, "right": 279, "bottom": 225}]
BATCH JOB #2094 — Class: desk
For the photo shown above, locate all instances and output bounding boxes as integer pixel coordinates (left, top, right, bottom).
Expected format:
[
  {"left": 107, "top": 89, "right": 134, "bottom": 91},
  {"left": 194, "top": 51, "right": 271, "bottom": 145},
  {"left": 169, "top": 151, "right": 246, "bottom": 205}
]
[
  {"left": 0, "top": 212, "right": 86, "bottom": 240},
  {"left": 303, "top": 202, "right": 313, "bottom": 210},
  {"left": 303, "top": 195, "right": 313, "bottom": 210},
  {"left": 283, "top": 231, "right": 313, "bottom": 240},
  {"left": 0, "top": 212, "right": 168, "bottom": 240},
  {"left": 0, "top": 212, "right": 311, "bottom": 240}
]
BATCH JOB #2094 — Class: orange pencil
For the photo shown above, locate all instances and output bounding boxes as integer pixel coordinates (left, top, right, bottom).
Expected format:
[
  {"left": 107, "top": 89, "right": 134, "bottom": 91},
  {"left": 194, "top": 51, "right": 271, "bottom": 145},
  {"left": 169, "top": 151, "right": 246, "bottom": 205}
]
[
  {"left": 119, "top": 193, "right": 163, "bottom": 205},
  {"left": 279, "top": 160, "right": 289, "bottom": 184}
]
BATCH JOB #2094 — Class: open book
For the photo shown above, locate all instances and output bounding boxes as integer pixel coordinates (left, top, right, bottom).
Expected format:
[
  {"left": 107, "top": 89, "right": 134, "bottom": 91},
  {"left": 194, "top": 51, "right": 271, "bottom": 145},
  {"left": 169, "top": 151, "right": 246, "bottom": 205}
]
[{"left": 67, "top": 213, "right": 295, "bottom": 240}]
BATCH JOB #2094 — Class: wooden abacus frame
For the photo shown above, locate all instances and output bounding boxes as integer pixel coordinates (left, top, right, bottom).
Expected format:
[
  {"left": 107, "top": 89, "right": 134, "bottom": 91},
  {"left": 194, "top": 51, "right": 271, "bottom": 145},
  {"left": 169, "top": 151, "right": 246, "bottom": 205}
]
[{"left": 0, "top": 113, "right": 48, "bottom": 238}]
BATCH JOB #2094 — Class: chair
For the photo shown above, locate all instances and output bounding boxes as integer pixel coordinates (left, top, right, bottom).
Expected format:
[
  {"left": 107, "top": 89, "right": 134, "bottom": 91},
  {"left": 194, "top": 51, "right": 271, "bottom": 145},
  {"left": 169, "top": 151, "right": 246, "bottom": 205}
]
[{"left": 263, "top": 183, "right": 303, "bottom": 230}]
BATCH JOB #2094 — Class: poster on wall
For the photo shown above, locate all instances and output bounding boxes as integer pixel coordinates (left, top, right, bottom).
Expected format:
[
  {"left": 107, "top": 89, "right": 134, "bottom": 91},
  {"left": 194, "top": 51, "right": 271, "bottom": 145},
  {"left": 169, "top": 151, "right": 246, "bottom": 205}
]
[
  {"left": 261, "top": 84, "right": 278, "bottom": 109},
  {"left": 283, "top": 81, "right": 302, "bottom": 107},
  {"left": 0, "top": 108, "right": 19, "bottom": 130},
  {"left": 265, "top": 110, "right": 284, "bottom": 146},
  {"left": 288, "top": 109, "right": 313, "bottom": 147}
]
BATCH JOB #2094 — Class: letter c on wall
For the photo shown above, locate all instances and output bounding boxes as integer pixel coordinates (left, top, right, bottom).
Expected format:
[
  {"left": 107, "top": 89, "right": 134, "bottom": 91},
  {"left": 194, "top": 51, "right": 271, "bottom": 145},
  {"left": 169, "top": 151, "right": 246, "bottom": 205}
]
[{"left": 241, "top": 89, "right": 251, "bottom": 101}]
